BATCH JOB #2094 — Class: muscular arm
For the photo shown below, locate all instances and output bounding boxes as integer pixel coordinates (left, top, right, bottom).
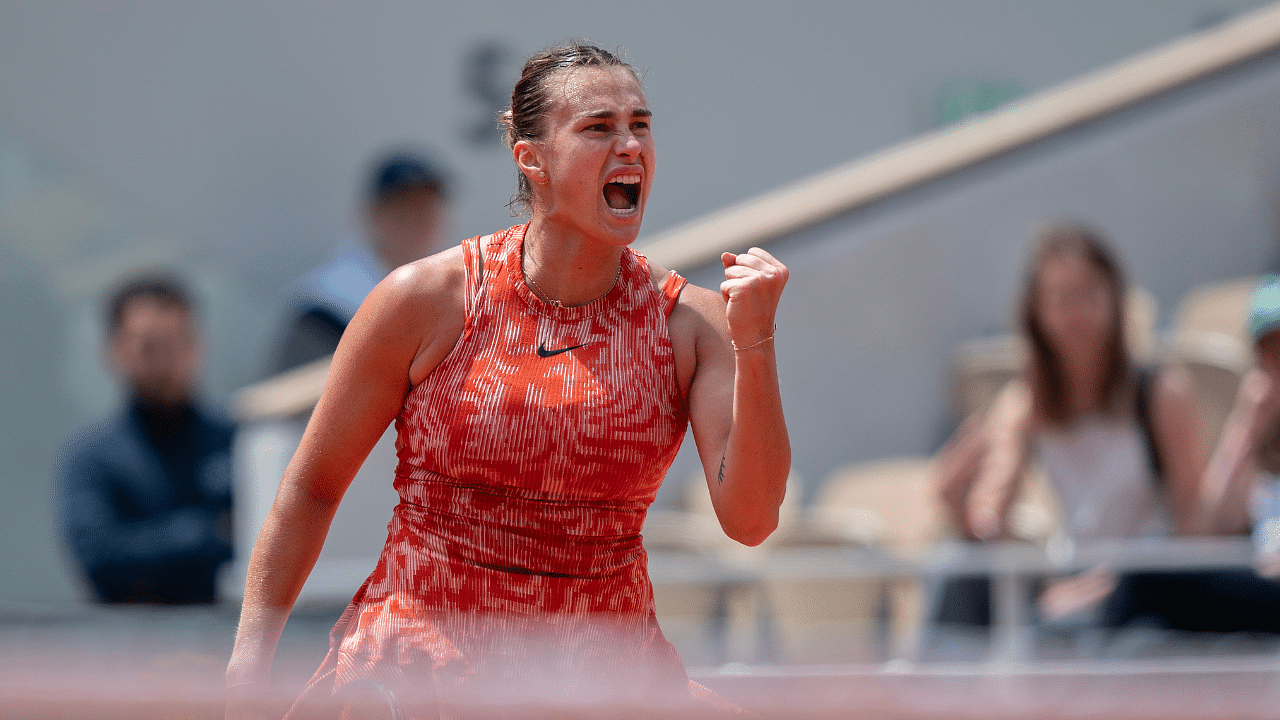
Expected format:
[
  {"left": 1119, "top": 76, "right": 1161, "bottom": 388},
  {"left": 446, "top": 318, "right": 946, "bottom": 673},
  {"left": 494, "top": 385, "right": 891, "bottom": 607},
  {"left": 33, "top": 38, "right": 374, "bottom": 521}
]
[
  {"left": 226, "top": 250, "right": 464, "bottom": 693},
  {"left": 671, "top": 249, "right": 790, "bottom": 547}
]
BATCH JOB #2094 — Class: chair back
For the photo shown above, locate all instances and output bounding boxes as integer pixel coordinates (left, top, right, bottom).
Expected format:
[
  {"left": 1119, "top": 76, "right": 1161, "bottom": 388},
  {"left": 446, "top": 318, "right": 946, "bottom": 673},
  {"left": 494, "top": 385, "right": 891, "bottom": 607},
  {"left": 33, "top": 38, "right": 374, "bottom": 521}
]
[{"left": 1173, "top": 276, "right": 1260, "bottom": 350}]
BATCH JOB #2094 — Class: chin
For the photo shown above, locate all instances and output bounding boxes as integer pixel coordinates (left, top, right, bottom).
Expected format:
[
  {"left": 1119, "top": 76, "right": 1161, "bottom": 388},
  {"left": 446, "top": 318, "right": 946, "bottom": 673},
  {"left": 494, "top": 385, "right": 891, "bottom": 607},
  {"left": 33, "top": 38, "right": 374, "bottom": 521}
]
[
  {"left": 599, "top": 204, "right": 645, "bottom": 240},
  {"left": 602, "top": 219, "right": 642, "bottom": 246}
]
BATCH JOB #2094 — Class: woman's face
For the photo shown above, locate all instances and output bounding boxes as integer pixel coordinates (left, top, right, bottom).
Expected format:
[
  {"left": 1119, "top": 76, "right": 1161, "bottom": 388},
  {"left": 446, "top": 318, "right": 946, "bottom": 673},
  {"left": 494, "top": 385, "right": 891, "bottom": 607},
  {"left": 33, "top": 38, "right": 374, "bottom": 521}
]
[
  {"left": 523, "top": 65, "right": 654, "bottom": 245},
  {"left": 1034, "top": 253, "right": 1117, "bottom": 358}
]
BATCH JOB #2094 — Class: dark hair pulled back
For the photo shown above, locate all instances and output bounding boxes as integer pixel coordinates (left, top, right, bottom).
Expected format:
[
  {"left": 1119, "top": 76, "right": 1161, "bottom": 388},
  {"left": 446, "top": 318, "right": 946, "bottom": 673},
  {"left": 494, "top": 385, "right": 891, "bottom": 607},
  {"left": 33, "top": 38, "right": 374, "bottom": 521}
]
[{"left": 498, "top": 41, "right": 640, "bottom": 216}]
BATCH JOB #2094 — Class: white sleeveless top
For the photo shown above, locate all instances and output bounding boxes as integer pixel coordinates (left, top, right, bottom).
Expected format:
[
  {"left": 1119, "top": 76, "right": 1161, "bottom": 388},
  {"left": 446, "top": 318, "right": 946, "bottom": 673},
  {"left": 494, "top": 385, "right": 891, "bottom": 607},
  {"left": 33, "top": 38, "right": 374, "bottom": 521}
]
[{"left": 1035, "top": 417, "right": 1171, "bottom": 542}]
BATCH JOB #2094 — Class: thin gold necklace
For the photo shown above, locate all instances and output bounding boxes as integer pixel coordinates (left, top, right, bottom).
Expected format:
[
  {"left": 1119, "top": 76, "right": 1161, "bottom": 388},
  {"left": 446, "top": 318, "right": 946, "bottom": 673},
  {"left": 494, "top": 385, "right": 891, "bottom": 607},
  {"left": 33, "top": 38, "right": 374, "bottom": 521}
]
[{"left": 522, "top": 254, "right": 622, "bottom": 309}]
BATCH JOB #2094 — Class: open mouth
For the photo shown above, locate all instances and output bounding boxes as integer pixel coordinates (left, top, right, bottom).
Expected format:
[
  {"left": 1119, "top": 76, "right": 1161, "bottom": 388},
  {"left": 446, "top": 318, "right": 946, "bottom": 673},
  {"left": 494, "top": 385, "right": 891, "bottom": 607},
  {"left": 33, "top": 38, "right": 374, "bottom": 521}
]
[{"left": 603, "top": 174, "right": 641, "bottom": 215}]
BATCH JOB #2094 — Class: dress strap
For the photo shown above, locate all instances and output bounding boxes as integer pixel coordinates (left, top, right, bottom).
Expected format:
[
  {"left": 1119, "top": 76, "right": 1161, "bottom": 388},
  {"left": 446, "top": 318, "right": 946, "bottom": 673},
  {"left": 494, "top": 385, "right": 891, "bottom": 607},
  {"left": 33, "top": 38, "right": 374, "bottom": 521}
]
[
  {"left": 460, "top": 234, "right": 486, "bottom": 315},
  {"left": 484, "top": 228, "right": 509, "bottom": 277},
  {"left": 659, "top": 270, "right": 688, "bottom": 320}
]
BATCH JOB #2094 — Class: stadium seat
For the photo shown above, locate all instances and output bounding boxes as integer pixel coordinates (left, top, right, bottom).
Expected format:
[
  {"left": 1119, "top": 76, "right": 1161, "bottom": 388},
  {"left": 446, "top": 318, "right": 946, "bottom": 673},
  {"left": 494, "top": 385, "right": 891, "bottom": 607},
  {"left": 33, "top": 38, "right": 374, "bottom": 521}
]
[
  {"left": 1173, "top": 276, "right": 1259, "bottom": 350},
  {"left": 1155, "top": 329, "right": 1250, "bottom": 447},
  {"left": 758, "top": 458, "right": 940, "bottom": 662}
]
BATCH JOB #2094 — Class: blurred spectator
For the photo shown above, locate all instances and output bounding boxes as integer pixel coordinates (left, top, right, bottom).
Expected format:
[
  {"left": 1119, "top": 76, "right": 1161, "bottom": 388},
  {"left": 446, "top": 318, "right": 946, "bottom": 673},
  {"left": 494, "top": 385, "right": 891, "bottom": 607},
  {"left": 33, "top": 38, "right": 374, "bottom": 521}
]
[
  {"left": 1092, "top": 274, "right": 1280, "bottom": 634},
  {"left": 56, "top": 274, "right": 234, "bottom": 604},
  {"left": 934, "top": 220, "right": 1212, "bottom": 628},
  {"left": 945, "top": 221, "right": 1209, "bottom": 543},
  {"left": 271, "top": 149, "right": 450, "bottom": 374},
  {"left": 1202, "top": 276, "right": 1280, "bottom": 559}
]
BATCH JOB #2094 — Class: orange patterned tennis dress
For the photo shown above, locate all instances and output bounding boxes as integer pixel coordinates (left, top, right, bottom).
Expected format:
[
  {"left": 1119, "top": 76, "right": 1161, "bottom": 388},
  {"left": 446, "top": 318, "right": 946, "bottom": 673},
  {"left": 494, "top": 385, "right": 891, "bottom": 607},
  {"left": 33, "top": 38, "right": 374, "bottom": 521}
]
[{"left": 287, "top": 223, "right": 727, "bottom": 718}]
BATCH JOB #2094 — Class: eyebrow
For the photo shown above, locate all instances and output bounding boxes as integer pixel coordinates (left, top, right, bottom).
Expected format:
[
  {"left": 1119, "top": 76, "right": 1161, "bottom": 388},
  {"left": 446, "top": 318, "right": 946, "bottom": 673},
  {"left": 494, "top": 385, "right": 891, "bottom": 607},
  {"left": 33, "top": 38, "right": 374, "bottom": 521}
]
[{"left": 582, "top": 108, "right": 652, "bottom": 120}]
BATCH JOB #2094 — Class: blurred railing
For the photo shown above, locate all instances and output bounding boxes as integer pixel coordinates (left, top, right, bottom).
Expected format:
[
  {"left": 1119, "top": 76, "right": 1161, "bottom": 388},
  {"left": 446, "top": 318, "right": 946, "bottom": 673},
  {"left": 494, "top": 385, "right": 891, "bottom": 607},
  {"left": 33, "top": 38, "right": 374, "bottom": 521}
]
[
  {"left": 647, "top": 533, "right": 1269, "bottom": 667},
  {"left": 7, "top": 536, "right": 1278, "bottom": 720}
]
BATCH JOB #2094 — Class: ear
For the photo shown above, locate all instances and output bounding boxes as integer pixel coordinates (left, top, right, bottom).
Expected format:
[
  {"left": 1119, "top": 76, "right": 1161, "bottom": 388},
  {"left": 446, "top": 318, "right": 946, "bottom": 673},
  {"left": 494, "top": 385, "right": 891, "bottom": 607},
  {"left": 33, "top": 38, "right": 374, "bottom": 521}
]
[{"left": 513, "top": 139, "right": 546, "bottom": 185}]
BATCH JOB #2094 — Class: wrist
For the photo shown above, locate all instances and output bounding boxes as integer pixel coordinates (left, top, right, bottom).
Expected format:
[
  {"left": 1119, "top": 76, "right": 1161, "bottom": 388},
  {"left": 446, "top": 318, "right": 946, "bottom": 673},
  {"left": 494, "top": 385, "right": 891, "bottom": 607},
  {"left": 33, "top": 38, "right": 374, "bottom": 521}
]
[{"left": 731, "top": 323, "right": 776, "bottom": 352}]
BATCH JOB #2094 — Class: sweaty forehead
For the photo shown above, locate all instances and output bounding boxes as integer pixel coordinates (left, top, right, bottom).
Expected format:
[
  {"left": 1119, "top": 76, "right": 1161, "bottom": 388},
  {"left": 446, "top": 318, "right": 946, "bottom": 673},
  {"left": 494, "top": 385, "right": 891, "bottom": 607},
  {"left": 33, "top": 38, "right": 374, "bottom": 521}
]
[{"left": 549, "top": 66, "right": 647, "bottom": 115}]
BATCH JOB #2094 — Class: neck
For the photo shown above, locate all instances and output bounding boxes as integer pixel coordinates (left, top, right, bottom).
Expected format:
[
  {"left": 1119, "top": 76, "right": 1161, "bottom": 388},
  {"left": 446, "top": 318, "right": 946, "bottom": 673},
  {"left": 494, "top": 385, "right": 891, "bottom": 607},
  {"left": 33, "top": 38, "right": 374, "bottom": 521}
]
[
  {"left": 522, "top": 217, "right": 625, "bottom": 307},
  {"left": 131, "top": 394, "right": 193, "bottom": 439},
  {"left": 1059, "top": 345, "right": 1111, "bottom": 415}
]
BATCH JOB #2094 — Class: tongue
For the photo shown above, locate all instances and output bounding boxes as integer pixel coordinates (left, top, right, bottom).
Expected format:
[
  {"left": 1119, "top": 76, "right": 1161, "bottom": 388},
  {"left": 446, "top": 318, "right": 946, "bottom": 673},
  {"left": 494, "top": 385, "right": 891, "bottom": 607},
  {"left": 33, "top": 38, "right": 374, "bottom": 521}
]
[{"left": 604, "top": 184, "right": 632, "bottom": 210}]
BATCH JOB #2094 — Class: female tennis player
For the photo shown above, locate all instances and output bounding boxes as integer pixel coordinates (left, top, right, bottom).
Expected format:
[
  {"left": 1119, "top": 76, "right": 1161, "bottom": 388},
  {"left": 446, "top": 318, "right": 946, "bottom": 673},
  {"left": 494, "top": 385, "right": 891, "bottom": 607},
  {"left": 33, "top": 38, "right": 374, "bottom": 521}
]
[{"left": 226, "top": 41, "right": 789, "bottom": 719}]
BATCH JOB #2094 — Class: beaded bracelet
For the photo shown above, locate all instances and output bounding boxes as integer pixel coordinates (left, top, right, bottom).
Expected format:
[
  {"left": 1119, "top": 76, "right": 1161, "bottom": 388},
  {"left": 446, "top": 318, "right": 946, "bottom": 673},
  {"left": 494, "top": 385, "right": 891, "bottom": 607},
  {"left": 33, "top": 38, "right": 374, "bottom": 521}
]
[{"left": 731, "top": 324, "right": 777, "bottom": 352}]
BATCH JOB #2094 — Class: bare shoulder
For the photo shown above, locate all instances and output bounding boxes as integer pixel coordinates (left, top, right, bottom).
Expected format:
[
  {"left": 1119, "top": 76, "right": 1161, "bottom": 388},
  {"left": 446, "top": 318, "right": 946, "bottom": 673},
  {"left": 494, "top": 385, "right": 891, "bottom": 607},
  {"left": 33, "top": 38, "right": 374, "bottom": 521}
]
[
  {"left": 643, "top": 257, "right": 726, "bottom": 339},
  {"left": 669, "top": 282, "right": 728, "bottom": 354},
  {"left": 375, "top": 245, "right": 466, "bottom": 312},
  {"left": 347, "top": 244, "right": 467, "bottom": 386},
  {"left": 643, "top": 258, "right": 727, "bottom": 398},
  {"left": 672, "top": 283, "right": 726, "bottom": 322}
]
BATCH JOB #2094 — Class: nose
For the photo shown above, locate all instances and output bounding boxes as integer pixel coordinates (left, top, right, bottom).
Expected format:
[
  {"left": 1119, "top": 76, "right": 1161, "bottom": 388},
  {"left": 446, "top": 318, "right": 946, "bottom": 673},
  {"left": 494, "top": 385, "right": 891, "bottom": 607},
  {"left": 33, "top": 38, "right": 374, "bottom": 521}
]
[{"left": 615, "top": 128, "right": 641, "bottom": 158}]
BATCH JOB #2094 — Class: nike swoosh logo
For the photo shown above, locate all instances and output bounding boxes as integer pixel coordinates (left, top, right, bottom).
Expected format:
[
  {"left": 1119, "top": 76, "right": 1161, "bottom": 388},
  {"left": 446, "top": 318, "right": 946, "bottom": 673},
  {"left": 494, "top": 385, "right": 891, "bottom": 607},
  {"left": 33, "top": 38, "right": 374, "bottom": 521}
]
[{"left": 536, "top": 341, "right": 587, "bottom": 358}]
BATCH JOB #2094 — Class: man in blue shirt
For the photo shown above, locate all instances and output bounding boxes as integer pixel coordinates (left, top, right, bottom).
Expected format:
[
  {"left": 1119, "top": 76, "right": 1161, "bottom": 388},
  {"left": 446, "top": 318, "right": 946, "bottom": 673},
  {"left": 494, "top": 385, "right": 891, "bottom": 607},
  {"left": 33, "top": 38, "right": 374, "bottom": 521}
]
[{"left": 57, "top": 275, "right": 234, "bottom": 604}]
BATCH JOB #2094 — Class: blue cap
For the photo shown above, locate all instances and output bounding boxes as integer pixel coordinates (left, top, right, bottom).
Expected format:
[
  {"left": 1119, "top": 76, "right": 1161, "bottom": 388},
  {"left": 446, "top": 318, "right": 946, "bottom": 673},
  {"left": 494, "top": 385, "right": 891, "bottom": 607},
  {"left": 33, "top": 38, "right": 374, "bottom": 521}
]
[
  {"left": 1248, "top": 274, "right": 1280, "bottom": 343},
  {"left": 367, "top": 150, "right": 449, "bottom": 203}
]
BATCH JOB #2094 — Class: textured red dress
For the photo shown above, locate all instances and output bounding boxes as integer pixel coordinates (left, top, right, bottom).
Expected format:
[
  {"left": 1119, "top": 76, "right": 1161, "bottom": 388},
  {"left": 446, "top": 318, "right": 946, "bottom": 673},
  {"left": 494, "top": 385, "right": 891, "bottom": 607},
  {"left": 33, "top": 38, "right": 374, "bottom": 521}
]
[{"left": 287, "top": 223, "right": 725, "bottom": 718}]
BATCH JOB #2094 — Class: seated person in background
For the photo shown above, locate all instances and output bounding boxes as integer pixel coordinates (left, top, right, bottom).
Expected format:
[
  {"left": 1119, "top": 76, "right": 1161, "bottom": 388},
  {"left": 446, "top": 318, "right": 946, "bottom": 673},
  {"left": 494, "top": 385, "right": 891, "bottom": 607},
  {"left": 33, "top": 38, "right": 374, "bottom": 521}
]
[
  {"left": 1087, "top": 273, "right": 1280, "bottom": 634},
  {"left": 935, "top": 220, "right": 1216, "bottom": 629},
  {"left": 1201, "top": 276, "right": 1280, "bottom": 562},
  {"left": 271, "top": 149, "right": 450, "bottom": 374},
  {"left": 56, "top": 275, "right": 234, "bottom": 604}
]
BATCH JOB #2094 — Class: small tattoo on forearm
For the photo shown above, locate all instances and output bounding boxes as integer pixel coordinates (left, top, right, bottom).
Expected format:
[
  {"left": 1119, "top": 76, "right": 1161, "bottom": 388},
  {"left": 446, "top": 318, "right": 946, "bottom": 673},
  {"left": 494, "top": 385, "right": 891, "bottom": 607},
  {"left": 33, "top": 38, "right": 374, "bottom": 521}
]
[{"left": 717, "top": 455, "right": 727, "bottom": 485}]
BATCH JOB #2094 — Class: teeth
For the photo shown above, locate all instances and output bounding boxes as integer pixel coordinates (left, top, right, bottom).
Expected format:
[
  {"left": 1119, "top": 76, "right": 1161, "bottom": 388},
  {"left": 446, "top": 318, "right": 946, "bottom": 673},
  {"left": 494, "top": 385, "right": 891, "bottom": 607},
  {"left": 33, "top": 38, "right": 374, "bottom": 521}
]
[{"left": 603, "top": 172, "right": 642, "bottom": 214}]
